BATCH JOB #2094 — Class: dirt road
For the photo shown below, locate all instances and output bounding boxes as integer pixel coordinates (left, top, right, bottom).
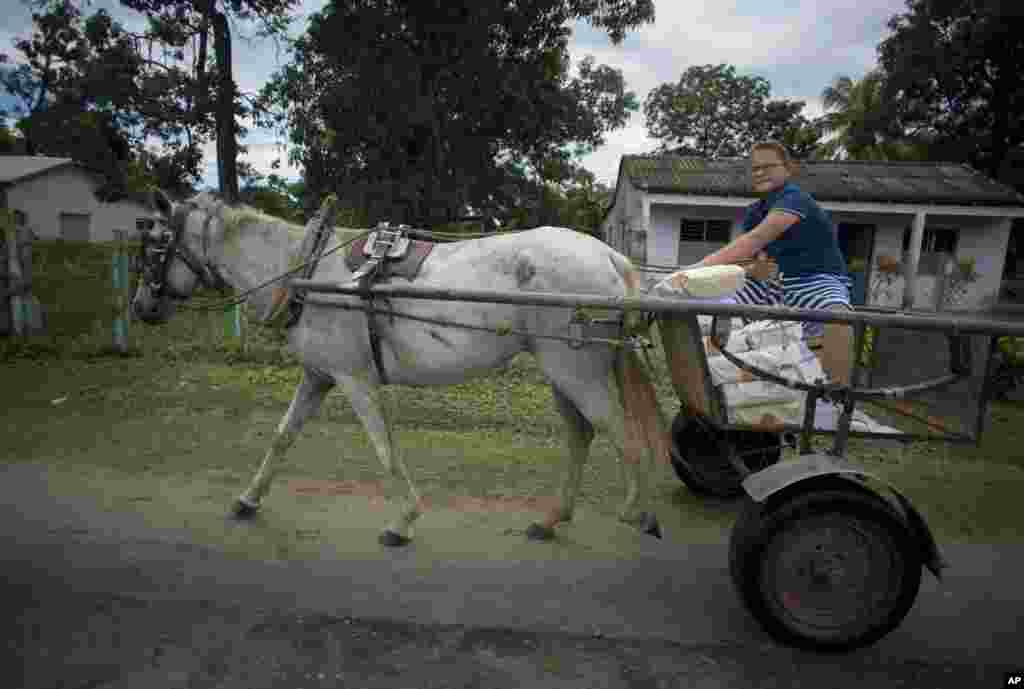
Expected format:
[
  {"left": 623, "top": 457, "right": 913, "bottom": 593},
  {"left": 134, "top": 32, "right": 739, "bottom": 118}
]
[{"left": 1, "top": 462, "right": 1019, "bottom": 688}]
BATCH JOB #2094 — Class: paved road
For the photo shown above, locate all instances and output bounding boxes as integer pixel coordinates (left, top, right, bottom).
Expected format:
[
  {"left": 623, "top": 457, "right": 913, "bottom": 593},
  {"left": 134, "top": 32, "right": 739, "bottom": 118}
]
[{"left": 0, "top": 462, "right": 1020, "bottom": 688}]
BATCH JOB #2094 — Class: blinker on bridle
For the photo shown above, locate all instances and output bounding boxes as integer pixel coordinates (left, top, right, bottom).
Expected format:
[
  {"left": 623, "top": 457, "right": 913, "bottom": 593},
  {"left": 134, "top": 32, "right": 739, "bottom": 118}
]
[{"left": 140, "top": 200, "right": 231, "bottom": 299}]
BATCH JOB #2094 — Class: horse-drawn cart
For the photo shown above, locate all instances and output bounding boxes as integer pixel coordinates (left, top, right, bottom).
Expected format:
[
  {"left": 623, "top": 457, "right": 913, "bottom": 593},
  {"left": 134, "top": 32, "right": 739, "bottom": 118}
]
[
  {"left": 294, "top": 269, "right": 1020, "bottom": 653},
  {"left": 655, "top": 294, "right": 996, "bottom": 652},
  {"left": 133, "top": 195, "right": 1024, "bottom": 655}
]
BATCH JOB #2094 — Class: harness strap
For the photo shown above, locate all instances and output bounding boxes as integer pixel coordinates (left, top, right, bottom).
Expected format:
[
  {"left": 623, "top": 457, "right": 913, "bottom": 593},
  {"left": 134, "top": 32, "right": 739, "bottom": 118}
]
[
  {"left": 148, "top": 199, "right": 231, "bottom": 296},
  {"left": 285, "top": 198, "right": 340, "bottom": 329},
  {"left": 358, "top": 265, "right": 390, "bottom": 385}
]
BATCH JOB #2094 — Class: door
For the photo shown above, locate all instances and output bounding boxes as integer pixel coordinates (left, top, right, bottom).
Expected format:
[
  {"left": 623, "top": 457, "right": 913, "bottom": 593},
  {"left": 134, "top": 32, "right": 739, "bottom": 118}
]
[
  {"left": 837, "top": 223, "right": 875, "bottom": 306},
  {"left": 60, "top": 213, "right": 91, "bottom": 242}
]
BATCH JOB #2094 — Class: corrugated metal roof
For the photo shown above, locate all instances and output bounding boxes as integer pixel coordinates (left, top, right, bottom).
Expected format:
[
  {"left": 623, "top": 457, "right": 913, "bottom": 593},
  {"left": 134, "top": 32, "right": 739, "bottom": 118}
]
[
  {"left": 621, "top": 155, "right": 1024, "bottom": 206},
  {"left": 0, "top": 156, "right": 75, "bottom": 184}
]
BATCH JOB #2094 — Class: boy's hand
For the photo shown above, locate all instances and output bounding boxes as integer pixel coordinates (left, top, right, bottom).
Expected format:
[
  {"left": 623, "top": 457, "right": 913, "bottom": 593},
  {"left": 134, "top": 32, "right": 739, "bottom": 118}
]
[{"left": 745, "top": 252, "right": 778, "bottom": 281}]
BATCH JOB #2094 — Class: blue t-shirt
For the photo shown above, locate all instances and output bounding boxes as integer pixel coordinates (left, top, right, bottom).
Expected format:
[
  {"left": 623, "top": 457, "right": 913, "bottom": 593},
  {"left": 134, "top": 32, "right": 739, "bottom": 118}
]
[{"left": 742, "top": 182, "right": 847, "bottom": 277}]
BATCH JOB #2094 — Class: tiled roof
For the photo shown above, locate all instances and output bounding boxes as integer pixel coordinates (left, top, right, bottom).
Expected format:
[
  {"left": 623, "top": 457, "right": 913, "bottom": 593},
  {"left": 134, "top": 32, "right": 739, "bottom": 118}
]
[
  {"left": 0, "top": 156, "right": 76, "bottom": 185},
  {"left": 620, "top": 155, "right": 1024, "bottom": 206}
]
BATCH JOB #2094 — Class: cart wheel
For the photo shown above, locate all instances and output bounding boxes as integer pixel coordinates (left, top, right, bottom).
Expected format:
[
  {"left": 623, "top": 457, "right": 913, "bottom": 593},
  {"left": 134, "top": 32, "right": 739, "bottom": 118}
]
[
  {"left": 729, "top": 488, "right": 922, "bottom": 652},
  {"left": 669, "top": 413, "right": 781, "bottom": 498}
]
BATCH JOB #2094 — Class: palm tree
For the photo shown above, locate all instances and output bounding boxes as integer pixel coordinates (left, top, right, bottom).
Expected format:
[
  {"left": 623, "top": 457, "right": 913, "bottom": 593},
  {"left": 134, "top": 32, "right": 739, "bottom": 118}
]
[{"left": 816, "top": 70, "right": 928, "bottom": 161}]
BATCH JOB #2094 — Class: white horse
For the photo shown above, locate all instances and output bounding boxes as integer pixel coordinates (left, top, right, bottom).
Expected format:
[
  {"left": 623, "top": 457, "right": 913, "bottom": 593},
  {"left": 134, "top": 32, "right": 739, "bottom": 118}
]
[{"left": 132, "top": 191, "right": 672, "bottom": 546}]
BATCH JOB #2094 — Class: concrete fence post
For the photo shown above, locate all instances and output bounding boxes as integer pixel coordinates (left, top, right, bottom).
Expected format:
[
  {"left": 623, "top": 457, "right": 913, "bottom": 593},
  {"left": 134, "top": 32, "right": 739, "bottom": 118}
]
[
  {"left": 224, "top": 301, "right": 244, "bottom": 351},
  {"left": 5, "top": 215, "right": 25, "bottom": 338},
  {"left": 112, "top": 230, "right": 131, "bottom": 352}
]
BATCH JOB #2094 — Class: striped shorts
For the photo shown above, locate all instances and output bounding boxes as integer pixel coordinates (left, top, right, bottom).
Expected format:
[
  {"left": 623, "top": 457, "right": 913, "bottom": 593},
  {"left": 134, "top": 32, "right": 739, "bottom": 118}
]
[{"left": 730, "top": 273, "right": 854, "bottom": 339}]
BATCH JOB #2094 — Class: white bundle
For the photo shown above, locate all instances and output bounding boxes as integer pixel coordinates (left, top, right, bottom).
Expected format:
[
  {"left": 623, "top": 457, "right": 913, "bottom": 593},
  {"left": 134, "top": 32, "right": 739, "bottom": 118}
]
[
  {"left": 653, "top": 264, "right": 746, "bottom": 299},
  {"left": 721, "top": 320, "right": 804, "bottom": 353},
  {"left": 707, "top": 345, "right": 795, "bottom": 385},
  {"left": 698, "top": 315, "right": 745, "bottom": 336},
  {"left": 706, "top": 321, "right": 829, "bottom": 428}
]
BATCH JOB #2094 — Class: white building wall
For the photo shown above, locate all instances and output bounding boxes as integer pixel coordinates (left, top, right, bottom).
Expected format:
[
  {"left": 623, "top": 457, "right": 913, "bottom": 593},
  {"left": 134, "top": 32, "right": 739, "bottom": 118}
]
[
  {"left": 942, "top": 215, "right": 1011, "bottom": 311},
  {"left": 7, "top": 167, "right": 95, "bottom": 240},
  {"left": 649, "top": 203, "right": 746, "bottom": 267},
  {"left": 601, "top": 173, "right": 634, "bottom": 254},
  {"left": 6, "top": 166, "right": 152, "bottom": 242},
  {"left": 868, "top": 216, "right": 914, "bottom": 308},
  {"left": 868, "top": 214, "right": 1011, "bottom": 311}
]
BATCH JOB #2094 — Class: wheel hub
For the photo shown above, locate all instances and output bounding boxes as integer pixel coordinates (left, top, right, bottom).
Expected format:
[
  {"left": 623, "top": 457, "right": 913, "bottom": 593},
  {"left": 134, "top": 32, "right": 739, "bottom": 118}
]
[{"left": 765, "top": 516, "right": 896, "bottom": 632}]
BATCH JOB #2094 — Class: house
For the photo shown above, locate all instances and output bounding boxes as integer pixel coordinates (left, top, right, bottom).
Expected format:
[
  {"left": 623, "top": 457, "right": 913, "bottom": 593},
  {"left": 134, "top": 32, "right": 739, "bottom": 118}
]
[
  {"left": 0, "top": 156, "right": 156, "bottom": 242},
  {"left": 600, "top": 155, "right": 1024, "bottom": 312}
]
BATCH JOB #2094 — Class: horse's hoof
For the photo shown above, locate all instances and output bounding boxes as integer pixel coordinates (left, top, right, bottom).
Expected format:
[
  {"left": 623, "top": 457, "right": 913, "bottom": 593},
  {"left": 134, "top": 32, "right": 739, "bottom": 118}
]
[
  {"left": 639, "top": 511, "right": 662, "bottom": 540},
  {"left": 379, "top": 530, "right": 411, "bottom": 547},
  {"left": 231, "top": 499, "right": 259, "bottom": 520},
  {"left": 526, "top": 523, "right": 556, "bottom": 542}
]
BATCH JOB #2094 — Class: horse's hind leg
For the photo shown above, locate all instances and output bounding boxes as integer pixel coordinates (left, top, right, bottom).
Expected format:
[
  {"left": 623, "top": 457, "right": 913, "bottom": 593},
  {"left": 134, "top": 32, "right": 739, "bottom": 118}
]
[
  {"left": 526, "top": 386, "right": 595, "bottom": 542},
  {"left": 536, "top": 351, "right": 660, "bottom": 538},
  {"left": 335, "top": 373, "right": 423, "bottom": 547},
  {"left": 234, "top": 368, "right": 335, "bottom": 518}
]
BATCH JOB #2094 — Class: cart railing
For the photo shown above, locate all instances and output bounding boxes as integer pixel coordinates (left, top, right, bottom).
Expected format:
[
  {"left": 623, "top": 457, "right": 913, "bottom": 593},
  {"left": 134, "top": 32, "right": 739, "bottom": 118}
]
[
  {"left": 291, "top": 280, "right": 1024, "bottom": 338},
  {"left": 292, "top": 280, "right": 1021, "bottom": 449}
]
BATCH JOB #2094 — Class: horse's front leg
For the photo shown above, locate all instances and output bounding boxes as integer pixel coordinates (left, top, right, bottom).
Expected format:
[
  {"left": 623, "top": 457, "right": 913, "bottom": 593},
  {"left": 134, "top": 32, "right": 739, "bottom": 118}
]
[
  {"left": 233, "top": 368, "right": 334, "bottom": 518},
  {"left": 336, "top": 373, "right": 424, "bottom": 547}
]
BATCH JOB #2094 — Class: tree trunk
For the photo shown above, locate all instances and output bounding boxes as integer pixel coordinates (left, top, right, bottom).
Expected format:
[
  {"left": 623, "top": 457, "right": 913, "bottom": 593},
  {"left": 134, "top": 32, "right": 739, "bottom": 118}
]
[
  {"left": 989, "top": 72, "right": 1016, "bottom": 182},
  {"left": 194, "top": 2, "right": 211, "bottom": 120},
  {"left": 211, "top": 9, "right": 239, "bottom": 203}
]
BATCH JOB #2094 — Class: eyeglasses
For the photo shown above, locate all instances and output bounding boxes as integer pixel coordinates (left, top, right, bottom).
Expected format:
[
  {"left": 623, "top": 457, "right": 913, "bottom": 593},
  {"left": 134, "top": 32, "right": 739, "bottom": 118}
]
[{"left": 751, "top": 163, "right": 785, "bottom": 174}]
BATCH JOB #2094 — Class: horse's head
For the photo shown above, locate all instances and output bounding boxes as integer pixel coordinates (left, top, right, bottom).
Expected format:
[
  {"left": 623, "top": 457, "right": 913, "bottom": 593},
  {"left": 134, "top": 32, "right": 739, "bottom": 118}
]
[{"left": 132, "top": 190, "right": 233, "bottom": 324}]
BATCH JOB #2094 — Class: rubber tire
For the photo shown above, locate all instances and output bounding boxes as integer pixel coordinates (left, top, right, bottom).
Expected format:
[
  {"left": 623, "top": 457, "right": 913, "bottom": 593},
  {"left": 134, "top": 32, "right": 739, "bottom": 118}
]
[
  {"left": 669, "top": 413, "right": 781, "bottom": 499},
  {"left": 729, "top": 487, "right": 922, "bottom": 653}
]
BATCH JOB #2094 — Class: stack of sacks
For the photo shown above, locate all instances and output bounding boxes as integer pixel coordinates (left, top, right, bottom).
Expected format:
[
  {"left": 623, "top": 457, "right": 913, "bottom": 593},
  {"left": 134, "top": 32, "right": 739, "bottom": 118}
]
[{"left": 706, "top": 321, "right": 828, "bottom": 429}]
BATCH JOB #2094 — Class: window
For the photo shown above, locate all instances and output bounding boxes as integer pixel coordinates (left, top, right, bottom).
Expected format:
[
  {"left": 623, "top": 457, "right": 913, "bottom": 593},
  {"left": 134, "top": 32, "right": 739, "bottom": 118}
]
[
  {"left": 902, "top": 226, "right": 958, "bottom": 275},
  {"left": 59, "top": 212, "right": 91, "bottom": 242},
  {"left": 680, "top": 218, "right": 731, "bottom": 243},
  {"left": 136, "top": 218, "right": 156, "bottom": 232},
  {"left": 13, "top": 210, "right": 27, "bottom": 226}
]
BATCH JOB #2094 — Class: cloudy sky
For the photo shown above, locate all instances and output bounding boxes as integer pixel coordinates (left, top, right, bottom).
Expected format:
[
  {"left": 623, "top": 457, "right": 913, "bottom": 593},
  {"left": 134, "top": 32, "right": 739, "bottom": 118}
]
[{"left": 2, "top": 0, "right": 909, "bottom": 189}]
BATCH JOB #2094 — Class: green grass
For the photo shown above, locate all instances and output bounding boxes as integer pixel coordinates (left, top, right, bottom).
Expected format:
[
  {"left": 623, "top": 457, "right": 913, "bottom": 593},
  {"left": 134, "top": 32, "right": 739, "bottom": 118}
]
[{"left": 2, "top": 239, "right": 1024, "bottom": 547}]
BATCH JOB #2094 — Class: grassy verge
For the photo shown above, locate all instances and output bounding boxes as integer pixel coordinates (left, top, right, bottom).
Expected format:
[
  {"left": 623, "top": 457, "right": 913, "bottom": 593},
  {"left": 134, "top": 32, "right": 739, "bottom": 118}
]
[{"left": 2, "top": 240, "right": 1023, "bottom": 546}]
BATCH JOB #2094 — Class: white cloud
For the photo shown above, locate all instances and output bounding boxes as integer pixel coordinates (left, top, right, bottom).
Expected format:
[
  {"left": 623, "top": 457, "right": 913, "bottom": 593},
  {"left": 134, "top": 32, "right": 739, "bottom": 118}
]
[{"left": 581, "top": 119, "right": 659, "bottom": 187}]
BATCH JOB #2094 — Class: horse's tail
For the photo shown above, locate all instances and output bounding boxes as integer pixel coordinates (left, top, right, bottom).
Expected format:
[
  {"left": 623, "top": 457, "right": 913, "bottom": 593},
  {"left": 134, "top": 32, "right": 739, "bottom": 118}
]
[{"left": 608, "top": 250, "right": 673, "bottom": 468}]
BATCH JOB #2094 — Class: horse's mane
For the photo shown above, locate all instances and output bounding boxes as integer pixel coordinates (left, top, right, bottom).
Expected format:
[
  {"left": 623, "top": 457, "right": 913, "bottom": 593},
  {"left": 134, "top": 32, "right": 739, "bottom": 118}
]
[{"left": 191, "top": 193, "right": 367, "bottom": 247}]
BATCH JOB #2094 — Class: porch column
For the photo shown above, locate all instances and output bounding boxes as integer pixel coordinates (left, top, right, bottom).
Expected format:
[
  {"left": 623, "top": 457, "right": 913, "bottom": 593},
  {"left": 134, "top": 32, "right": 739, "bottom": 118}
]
[
  {"left": 902, "top": 211, "right": 926, "bottom": 310},
  {"left": 641, "top": 196, "right": 651, "bottom": 265}
]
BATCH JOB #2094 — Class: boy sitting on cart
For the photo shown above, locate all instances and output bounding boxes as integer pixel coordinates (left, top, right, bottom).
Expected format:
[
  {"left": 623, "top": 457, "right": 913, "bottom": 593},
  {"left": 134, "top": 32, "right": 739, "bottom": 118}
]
[{"left": 689, "top": 140, "right": 854, "bottom": 386}]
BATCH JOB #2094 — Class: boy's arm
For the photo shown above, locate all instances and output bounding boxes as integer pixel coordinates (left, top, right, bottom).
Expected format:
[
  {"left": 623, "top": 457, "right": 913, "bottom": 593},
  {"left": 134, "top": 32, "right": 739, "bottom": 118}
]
[{"left": 697, "top": 211, "right": 799, "bottom": 267}]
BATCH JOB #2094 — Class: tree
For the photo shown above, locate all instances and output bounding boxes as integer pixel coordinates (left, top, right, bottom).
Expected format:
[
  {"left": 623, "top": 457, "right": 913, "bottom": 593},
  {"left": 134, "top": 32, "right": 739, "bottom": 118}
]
[
  {"left": 816, "top": 70, "right": 927, "bottom": 161},
  {"left": 1, "top": 1, "right": 215, "bottom": 198},
  {"left": 878, "top": 0, "right": 1024, "bottom": 180},
  {"left": 238, "top": 172, "right": 304, "bottom": 222},
  {"left": 117, "top": 0, "right": 298, "bottom": 203},
  {"left": 749, "top": 100, "right": 823, "bottom": 160},
  {"left": 256, "top": 0, "right": 651, "bottom": 227},
  {"left": 643, "top": 64, "right": 820, "bottom": 158}
]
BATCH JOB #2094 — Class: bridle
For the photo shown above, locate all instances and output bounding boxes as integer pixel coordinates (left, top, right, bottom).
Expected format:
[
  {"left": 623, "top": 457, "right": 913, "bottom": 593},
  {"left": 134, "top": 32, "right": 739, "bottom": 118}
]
[{"left": 139, "top": 198, "right": 232, "bottom": 300}]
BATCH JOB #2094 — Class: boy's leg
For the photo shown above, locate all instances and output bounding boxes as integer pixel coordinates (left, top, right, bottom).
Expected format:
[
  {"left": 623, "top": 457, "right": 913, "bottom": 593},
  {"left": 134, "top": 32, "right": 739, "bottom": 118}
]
[
  {"left": 821, "top": 306, "right": 854, "bottom": 386},
  {"left": 782, "top": 274, "right": 855, "bottom": 386}
]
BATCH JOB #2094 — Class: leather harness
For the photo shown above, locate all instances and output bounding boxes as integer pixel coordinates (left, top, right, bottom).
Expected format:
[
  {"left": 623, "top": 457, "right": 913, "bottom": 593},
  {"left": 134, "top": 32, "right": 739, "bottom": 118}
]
[{"left": 286, "top": 220, "right": 435, "bottom": 386}]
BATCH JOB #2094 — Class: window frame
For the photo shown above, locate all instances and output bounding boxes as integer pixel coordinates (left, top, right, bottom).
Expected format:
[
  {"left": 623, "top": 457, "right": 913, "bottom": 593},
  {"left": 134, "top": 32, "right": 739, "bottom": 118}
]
[
  {"left": 902, "top": 226, "right": 958, "bottom": 276},
  {"left": 679, "top": 217, "right": 732, "bottom": 243}
]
